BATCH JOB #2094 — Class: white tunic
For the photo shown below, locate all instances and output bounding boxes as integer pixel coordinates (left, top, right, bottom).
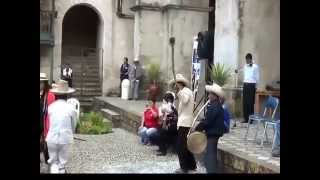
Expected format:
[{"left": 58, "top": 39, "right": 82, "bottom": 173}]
[
  {"left": 46, "top": 100, "right": 77, "bottom": 145},
  {"left": 177, "top": 87, "right": 194, "bottom": 129}
]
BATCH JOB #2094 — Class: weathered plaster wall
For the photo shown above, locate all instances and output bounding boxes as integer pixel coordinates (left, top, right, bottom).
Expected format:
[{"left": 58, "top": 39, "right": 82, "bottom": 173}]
[
  {"left": 214, "top": 0, "right": 240, "bottom": 87},
  {"left": 53, "top": 0, "right": 113, "bottom": 95},
  {"left": 111, "top": 0, "right": 135, "bottom": 94},
  {"left": 134, "top": 0, "right": 209, "bottom": 84},
  {"left": 238, "top": 0, "right": 280, "bottom": 88},
  {"left": 214, "top": 0, "right": 280, "bottom": 89},
  {"left": 167, "top": 10, "right": 208, "bottom": 81},
  {"left": 40, "top": 46, "right": 51, "bottom": 76}
]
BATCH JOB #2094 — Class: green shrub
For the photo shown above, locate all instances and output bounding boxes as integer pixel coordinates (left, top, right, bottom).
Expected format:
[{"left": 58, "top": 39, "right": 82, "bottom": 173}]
[
  {"left": 78, "top": 112, "right": 112, "bottom": 134},
  {"left": 211, "top": 63, "right": 232, "bottom": 87}
]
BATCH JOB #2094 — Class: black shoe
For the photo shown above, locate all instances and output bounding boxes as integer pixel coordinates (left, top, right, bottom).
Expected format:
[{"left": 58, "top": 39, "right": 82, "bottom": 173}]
[{"left": 271, "top": 147, "right": 280, "bottom": 157}]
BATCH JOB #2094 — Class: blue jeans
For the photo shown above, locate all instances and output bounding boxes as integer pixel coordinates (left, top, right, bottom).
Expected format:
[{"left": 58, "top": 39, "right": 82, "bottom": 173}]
[
  {"left": 138, "top": 127, "right": 158, "bottom": 144},
  {"left": 273, "top": 120, "right": 280, "bottom": 149},
  {"left": 204, "top": 137, "right": 219, "bottom": 173}
]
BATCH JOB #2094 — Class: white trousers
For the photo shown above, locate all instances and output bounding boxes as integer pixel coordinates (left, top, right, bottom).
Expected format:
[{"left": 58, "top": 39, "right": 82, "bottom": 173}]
[{"left": 47, "top": 143, "right": 70, "bottom": 173}]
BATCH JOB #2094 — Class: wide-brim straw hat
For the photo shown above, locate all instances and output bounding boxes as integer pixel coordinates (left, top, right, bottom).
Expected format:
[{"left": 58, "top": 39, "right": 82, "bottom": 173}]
[
  {"left": 205, "top": 83, "right": 225, "bottom": 98},
  {"left": 168, "top": 74, "right": 190, "bottom": 87},
  {"left": 50, "top": 79, "right": 76, "bottom": 95},
  {"left": 40, "top": 73, "right": 49, "bottom": 81},
  {"left": 187, "top": 131, "right": 207, "bottom": 154}
]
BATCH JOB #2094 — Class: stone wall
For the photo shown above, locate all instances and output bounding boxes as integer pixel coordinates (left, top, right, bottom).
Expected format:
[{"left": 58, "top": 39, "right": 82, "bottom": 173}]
[
  {"left": 214, "top": 0, "right": 280, "bottom": 89},
  {"left": 40, "top": 46, "right": 51, "bottom": 76},
  {"left": 48, "top": 0, "right": 134, "bottom": 95},
  {"left": 238, "top": 0, "right": 280, "bottom": 88},
  {"left": 133, "top": 0, "right": 209, "bottom": 85}
]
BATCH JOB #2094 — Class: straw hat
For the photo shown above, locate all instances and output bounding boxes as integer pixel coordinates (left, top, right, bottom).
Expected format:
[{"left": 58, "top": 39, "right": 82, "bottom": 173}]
[
  {"left": 50, "top": 79, "right": 76, "bottom": 95},
  {"left": 40, "top": 73, "right": 49, "bottom": 81},
  {"left": 168, "top": 74, "right": 190, "bottom": 87},
  {"left": 187, "top": 131, "right": 207, "bottom": 154},
  {"left": 205, "top": 83, "right": 225, "bottom": 98}
]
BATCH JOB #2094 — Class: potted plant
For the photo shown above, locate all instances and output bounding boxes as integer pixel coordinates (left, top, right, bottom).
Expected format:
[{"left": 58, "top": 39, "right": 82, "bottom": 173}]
[
  {"left": 211, "top": 63, "right": 232, "bottom": 87},
  {"left": 146, "top": 62, "right": 162, "bottom": 103}
]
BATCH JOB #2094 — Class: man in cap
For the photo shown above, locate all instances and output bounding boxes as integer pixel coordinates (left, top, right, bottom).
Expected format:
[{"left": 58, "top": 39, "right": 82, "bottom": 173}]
[
  {"left": 128, "top": 58, "right": 143, "bottom": 100},
  {"left": 169, "top": 74, "right": 197, "bottom": 173},
  {"left": 195, "top": 83, "right": 225, "bottom": 173},
  {"left": 46, "top": 80, "right": 77, "bottom": 173}
]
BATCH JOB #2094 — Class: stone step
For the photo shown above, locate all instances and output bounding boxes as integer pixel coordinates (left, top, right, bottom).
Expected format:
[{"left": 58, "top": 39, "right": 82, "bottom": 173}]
[
  {"left": 101, "top": 108, "right": 120, "bottom": 128},
  {"left": 103, "top": 118, "right": 113, "bottom": 129},
  {"left": 73, "top": 78, "right": 100, "bottom": 83}
]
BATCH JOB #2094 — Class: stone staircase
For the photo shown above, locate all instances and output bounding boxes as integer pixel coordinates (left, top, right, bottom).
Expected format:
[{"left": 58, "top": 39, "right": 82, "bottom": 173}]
[{"left": 62, "top": 54, "right": 102, "bottom": 111}]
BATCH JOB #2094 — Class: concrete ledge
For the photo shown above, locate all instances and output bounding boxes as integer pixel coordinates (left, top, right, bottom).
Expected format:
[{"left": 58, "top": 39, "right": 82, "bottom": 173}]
[{"left": 130, "top": 4, "right": 212, "bottom": 13}]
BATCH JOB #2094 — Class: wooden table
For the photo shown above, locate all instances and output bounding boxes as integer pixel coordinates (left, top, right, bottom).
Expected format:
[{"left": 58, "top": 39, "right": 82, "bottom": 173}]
[{"left": 255, "top": 90, "right": 280, "bottom": 113}]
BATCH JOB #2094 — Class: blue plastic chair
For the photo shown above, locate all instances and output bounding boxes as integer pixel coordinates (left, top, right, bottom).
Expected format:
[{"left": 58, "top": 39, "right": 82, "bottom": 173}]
[{"left": 244, "top": 95, "right": 279, "bottom": 144}]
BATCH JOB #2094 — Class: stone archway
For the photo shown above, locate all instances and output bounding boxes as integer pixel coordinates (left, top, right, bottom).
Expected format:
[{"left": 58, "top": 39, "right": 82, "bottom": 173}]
[{"left": 61, "top": 4, "right": 103, "bottom": 109}]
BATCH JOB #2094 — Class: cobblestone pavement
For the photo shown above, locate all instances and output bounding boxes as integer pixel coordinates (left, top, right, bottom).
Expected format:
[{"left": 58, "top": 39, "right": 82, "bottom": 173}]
[{"left": 40, "top": 128, "right": 206, "bottom": 174}]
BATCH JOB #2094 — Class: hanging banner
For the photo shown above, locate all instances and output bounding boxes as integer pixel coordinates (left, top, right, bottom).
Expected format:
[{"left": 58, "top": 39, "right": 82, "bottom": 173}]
[{"left": 191, "top": 36, "right": 200, "bottom": 91}]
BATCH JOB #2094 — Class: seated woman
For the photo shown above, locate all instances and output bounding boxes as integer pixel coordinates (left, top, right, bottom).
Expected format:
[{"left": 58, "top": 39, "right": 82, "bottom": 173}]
[
  {"left": 151, "top": 92, "right": 178, "bottom": 156},
  {"left": 138, "top": 102, "right": 160, "bottom": 145}
]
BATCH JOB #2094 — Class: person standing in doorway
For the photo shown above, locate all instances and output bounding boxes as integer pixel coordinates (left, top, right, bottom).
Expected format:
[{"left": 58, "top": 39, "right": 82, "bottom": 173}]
[
  {"left": 195, "top": 83, "right": 225, "bottom": 173},
  {"left": 46, "top": 80, "right": 77, "bottom": 173},
  {"left": 169, "top": 74, "right": 197, "bottom": 174},
  {"left": 235, "top": 53, "right": 260, "bottom": 123},
  {"left": 120, "top": 57, "right": 130, "bottom": 96},
  {"left": 128, "top": 58, "right": 143, "bottom": 100},
  {"left": 61, "top": 64, "right": 73, "bottom": 88}
]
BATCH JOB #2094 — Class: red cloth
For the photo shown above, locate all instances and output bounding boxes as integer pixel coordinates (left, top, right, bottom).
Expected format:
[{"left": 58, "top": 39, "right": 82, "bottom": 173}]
[
  {"left": 43, "top": 91, "right": 55, "bottom": 138},
  {"left": 144, "top": 104, "right": 159, "bottom": 128}
]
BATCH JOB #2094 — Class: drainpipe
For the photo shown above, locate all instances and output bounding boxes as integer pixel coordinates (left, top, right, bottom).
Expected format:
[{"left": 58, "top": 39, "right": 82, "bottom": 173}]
[
  {"left": 208, "top": 0, "right": 215, "bottom": 65},
  {"left": 116, "top": 0, "right": 134, "bottom": 19},
  {"left": 49, "top": 0, "right": 56, "bottom": 83}
]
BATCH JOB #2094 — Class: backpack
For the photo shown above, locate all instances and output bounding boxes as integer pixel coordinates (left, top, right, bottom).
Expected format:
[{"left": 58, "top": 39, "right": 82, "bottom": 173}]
[{"left": 222, "top": 104, "right": 230, "bottom": 134}]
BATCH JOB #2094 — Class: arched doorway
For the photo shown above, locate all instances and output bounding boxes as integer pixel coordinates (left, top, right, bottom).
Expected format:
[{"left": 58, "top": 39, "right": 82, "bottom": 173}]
[{"left": 62, "top": 4, "right": 103, "bottom": 109}]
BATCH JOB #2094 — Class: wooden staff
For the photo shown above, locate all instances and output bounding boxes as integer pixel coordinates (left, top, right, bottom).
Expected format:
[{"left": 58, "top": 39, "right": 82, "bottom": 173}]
[{"left": 188, "top": 100, "right": 210, "bottom": 137}]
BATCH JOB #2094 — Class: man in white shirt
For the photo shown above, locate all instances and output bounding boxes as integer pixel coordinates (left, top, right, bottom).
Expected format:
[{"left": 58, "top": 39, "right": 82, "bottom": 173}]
[
  {"left": 236, "top": 53, "right": 260, "bottom": 123},
  {"left": 169, "top": 74, "right": 197, "bottom": 174},
  {"left": 46, "top": 80, "right": 77, "bottom": 173}
]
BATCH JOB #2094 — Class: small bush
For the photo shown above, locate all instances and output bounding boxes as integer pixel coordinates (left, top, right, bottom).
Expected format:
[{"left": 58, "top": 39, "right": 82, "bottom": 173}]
[{"left": 78, "top": 112, "right": 112, "bottom": 134}]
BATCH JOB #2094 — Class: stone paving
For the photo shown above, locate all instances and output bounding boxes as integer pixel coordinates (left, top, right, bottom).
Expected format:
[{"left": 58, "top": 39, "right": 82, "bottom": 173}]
[
  {"left": 41, "top": 97, "right": 280, "bottom": 173},
  {"left": 40, "top": 128, "right": 207, "bottom": 174},
  {"left": 219, "top": 121, "right": 280, "bottom": 172}
]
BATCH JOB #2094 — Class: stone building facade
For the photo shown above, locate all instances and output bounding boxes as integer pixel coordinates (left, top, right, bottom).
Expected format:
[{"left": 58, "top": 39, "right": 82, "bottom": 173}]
[{"left": 40, "top": 0, "right": 280, "bottom": 99}]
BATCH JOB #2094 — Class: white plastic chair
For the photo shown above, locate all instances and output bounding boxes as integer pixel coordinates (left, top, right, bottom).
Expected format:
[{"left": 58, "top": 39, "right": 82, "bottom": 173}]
[{"left": 67, "top": 98, "right": 80, "bottom": 123}]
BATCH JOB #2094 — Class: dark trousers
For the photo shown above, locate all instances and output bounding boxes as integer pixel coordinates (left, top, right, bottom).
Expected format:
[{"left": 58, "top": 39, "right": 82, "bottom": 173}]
[
  {"left": 243, "top": 83, "right": 256, "bottom": 122},
  {"left": 204, "top": 137, "right": 219, "bottom": 173},
  {"left": 40, "top": 135, "right": 49, "bottom": 163},
  {"left": 62, "top": 77, "right": 72, "bottom": 88},
  {"left": 177, "top": 127, "right": 197, "bottom": 171},
  {"left": 152, "top": 127, "right": 177, "bottom": 153}
]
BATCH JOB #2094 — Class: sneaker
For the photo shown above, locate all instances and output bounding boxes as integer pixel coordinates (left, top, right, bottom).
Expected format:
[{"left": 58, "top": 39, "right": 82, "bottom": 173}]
[{"left": 174, "top": 168, "right": 188, "bottom": 174}]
